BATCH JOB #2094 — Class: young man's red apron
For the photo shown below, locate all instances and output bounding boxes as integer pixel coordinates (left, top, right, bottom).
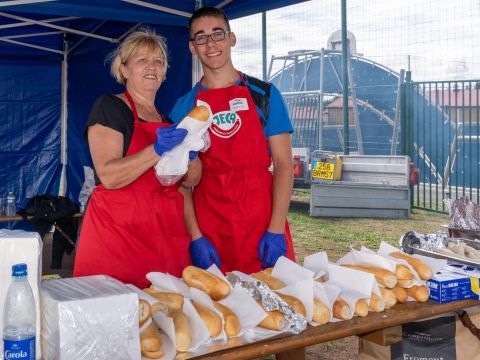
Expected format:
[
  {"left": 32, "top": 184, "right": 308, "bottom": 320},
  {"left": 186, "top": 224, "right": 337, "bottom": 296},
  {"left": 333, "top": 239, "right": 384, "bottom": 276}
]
[
  {"left": 74, "top": 92, "right": 191, "bottom": 288},
  {"left": 194, "top": 77, "right": 295, "bottom": 273}
]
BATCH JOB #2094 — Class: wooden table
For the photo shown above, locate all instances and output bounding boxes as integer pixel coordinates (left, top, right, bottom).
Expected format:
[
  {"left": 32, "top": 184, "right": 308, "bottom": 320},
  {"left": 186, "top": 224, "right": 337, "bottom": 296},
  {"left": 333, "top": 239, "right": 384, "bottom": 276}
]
[
  {"left": 0, "top": 213, "right": 83, "bottom": 222},
  {"left": 187, "top": 299, "right": 479, "bottom": 360}
]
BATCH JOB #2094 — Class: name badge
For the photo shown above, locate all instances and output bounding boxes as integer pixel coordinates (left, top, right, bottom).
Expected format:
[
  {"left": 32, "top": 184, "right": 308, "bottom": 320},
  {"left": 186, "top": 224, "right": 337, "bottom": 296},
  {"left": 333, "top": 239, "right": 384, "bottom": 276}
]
[{"left": 229, "top": 98, "right": 249, "bottom": 112}]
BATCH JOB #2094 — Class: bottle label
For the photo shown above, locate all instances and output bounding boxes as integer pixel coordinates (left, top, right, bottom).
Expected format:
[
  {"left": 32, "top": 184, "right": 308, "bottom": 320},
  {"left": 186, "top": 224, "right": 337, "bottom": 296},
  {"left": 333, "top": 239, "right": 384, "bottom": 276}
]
[{"left": 3, "top": 337, "right": 35, "bottom": 360}]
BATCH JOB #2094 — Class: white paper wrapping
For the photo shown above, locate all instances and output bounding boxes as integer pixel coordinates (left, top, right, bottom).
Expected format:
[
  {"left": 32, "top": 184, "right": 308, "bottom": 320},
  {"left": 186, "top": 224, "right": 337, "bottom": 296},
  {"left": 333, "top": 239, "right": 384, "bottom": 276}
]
[
  {"left": 125, "top": 285, "right": 175, "bottom": 360},
  {"left": 303, "top": 251, "right": 329, "bottom": 280},
  {"left": 40, "top": 275, "right": 140, "bottom": 360},
  {"left": 0, "top": 230, "right": 42, "bottom": 360},
  {"left": 154, "top": 107, "right": 212, "bottom": 185}
]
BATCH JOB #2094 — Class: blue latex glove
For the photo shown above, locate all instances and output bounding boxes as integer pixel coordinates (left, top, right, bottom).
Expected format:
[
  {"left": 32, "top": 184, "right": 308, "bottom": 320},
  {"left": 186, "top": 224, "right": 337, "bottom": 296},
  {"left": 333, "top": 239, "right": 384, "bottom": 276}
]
[
  {"left": 153, "top": 126, "right": 187, "bottom": 156},
  {"left": 258, "top": 231, "right": 287, "bottom": 269},
  {"left": 189, "top": 236, "right": 221, "bottom": 269},
  {"left": 189, "top": 151, "right": 198, "bottom": 161}
]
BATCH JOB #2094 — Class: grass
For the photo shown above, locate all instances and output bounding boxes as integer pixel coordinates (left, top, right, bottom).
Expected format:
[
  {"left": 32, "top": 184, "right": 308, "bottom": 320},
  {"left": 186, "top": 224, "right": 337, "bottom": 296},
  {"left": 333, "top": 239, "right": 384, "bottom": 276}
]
[{"left": 288, "top": 188, "right": 449, "bottom": 263}]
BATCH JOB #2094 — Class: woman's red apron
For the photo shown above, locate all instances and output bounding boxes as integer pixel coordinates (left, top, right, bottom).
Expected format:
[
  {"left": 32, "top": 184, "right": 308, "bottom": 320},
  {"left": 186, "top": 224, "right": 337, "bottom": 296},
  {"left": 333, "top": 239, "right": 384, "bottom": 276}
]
[
  {"left": 74, "top": 92, "right": 190, "bottom": 288},
  {"left": 194, "top": 79, "right": 295, "bottom": 273}
]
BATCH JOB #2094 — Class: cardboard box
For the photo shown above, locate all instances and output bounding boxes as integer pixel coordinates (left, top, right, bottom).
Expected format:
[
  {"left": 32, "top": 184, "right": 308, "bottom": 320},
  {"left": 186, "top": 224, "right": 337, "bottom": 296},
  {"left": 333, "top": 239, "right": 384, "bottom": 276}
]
[{"left": 427, "top": 271, "right": 480, "bottom": 303}]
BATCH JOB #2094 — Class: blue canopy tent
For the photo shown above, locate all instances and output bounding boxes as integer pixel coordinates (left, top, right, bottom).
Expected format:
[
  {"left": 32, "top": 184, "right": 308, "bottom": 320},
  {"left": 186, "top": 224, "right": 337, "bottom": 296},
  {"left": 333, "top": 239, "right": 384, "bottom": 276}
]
[{"left": 0, "top": 0, "right": 307, "bottom": 226}]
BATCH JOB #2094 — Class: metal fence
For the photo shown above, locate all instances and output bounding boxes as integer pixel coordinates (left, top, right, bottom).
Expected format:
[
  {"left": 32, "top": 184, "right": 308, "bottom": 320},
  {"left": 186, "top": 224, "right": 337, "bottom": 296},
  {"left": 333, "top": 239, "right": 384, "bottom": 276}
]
[{"left": 403, "top": 79, "right": 480, "bottom": 213}]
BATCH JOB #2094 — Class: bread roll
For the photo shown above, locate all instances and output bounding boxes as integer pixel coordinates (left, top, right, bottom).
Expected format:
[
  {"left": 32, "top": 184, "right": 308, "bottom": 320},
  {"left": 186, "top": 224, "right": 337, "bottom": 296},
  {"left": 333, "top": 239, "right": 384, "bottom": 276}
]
[
  {"left": 368, "top": 293, "right": 385, "bottom": 312},
  {"left": 313, "top": 298, "right": 330, "bottom": 325},
  {"left": 354, "top": 299, "right": 369, "bottom": 317},
  {"left": 140, "top": 322, "right": 163, "bottom": 358},
  {"left": 192, "top": 301, "right": 222, "bottom": 338},
  {"left": 333, "top": 298, "right": 350, "bottom": 320},
  {"left": 341, "top": 264, "right": 397, "bottom": 288},
  {"left": 406, "top": 285, "right": 429, "bottom": 302},
  {"left": 276, "top": 293, "right": 306, "bottom": 316},
  {"left": 380, "top": 288, "right": 397, "bottom": 309},
  {"left": 397, "top": 279, "right": 414, "bottom": 288},
  {"left": 389, "top": 252, "right": 433, "bottom": 280},
  {"left": 395, "top": 264, "right": 414, "bottom": 280},
  {"left": 143, "top": 289, "right": 184, "bottom": 314},
  {"left": 139, "top": 299, "right": 151, "bottom": 327},
  {"left": 392, "top": 286, "right": 408, "bottom": 303},
  {"left": 188, "top": 106, "right": 209, "bottom": 122},
  {"left": 258, "top": 310, "right": 287, "bottom": 330},
  {"left": 172, "top": 311, "right": 191, "bottom": 352},
  {"left": 213, "top": 301, "right": 240, "bottom": 337},
  {"left": 251, "top": 271, "right": 285, "bottom": 290},
  {"left": 182, "top": 265, "right": 231, "bottom": 301}
]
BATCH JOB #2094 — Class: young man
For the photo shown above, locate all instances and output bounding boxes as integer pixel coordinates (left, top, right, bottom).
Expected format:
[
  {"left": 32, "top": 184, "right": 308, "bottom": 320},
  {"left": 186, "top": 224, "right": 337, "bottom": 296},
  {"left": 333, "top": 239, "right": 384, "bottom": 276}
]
[{"left": 171, "top": 7, "right": 295, "bottom": 274}]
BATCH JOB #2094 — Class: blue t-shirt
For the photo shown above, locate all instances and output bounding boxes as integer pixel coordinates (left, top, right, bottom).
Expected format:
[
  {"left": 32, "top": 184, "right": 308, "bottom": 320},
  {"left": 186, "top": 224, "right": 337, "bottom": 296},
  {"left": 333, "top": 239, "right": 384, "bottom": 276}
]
[{"left": 169, "top": 78, "right": 293, "bottom": 137}]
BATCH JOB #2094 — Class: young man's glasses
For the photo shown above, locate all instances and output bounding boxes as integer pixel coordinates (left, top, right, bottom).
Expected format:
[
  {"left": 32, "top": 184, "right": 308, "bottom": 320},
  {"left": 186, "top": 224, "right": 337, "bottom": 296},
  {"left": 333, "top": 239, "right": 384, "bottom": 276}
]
[{"left": 190, "top": 30, "right": 229, "bottom": 45}]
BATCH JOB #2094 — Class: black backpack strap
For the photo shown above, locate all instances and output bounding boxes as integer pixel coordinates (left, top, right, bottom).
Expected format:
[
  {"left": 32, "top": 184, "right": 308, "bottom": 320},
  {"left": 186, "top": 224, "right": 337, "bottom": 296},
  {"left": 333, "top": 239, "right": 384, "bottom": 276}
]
[{"left": 243, "top": 73, "right": 271, "bottom": 129}]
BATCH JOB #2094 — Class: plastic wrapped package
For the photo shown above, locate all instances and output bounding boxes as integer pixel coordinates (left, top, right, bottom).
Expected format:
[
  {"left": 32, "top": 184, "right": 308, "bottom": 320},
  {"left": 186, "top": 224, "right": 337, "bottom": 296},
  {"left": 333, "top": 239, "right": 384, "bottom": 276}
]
[
  {"left": 40, "top": 275, "right": 140, "bottom": 360},
  {"left": 0, "top": 230, "right": 42, "bottom": 360},
  {"left": 155, "top": 105, "right": 212, "bottom": 186}
]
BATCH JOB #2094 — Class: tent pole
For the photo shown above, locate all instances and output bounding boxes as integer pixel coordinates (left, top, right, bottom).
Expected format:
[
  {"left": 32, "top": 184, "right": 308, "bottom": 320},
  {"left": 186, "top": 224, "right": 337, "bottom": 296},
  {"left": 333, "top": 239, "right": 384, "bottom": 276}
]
[
  {"left": 192, "top": 0, "right": 203, "bottom": 85},
  {"left": 59, "top": 36, "right": 68, "bottom": 196}
]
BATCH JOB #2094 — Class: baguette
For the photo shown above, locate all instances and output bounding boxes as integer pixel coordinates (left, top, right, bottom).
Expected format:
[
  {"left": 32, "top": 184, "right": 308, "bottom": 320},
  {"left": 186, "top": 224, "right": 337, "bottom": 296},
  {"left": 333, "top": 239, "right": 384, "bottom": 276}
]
[
  {"left": 182, "top": 265, "right": 231, "bottom": 300},
  {"left": 380, "top": 288, "right": 397, "bottom": 309},
  {"left": 389, "top": 252, "right": 433, "bottom": 280},
  {"left": 139, "top": 299, "right": 151, "bottom": 327},
  {"left": 192, "top": 301, "right": 222, "bottom": 338},
  {"left": 397, "top": 279, "right": 414, "bottom": 288},
  {"left": 258, "top": 310, "right": 287, "bottom": 330},
  {"left": 354, "top": 299, "right": 369, "bottom": 317},
  {"left": 341, "top": 264, "right": 397, "bottom": 288},
  {"left": 313, "top": 298, "right": 330, "bottom": 325},
  {"left": 172, "top": 311, "right": 191, "bottom": 352},
  {"left": 263, "top": 267, "right": 273, "bottom": 275},
  {"left": 333, "top": 298, "right": 351, "bottom": 320},
  {"left": 143, "top": 289, "right": 184, "bottom": 314},
  {"left": 140, "top": 322, "right": 163, "bottom": 357},
  {"left": 392, "top": 286, "right": 408, "bottom": 303},
  {"left": 368, "top": 293, "right": 385, "bottom": 312},
  {"left": 395, "top": 264, "right": 414, "bottom": 280},
  {"left": 142, "top": 349, "right": 164, "bottom": 359},
  {"left": 187, "top": 105, "right": 210, "bottom": 122},
  {"left": 406, "top": 285, "right": 429, "bottom": 302},
  {"left": 251, "top": 271, "right": 285, "bottom": 290},
  {"left": 213, "top": 301, "right": 240, "bottom": 337},
  {"left": 276, "top": 293, "right": 306, "bottom": 316}
]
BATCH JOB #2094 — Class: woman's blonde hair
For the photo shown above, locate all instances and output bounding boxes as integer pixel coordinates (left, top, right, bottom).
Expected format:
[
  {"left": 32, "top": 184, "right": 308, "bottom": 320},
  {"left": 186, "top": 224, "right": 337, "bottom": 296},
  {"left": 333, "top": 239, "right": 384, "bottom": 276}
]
[{"left": 109, "top": 28, "right": 168, "bottom": 85}]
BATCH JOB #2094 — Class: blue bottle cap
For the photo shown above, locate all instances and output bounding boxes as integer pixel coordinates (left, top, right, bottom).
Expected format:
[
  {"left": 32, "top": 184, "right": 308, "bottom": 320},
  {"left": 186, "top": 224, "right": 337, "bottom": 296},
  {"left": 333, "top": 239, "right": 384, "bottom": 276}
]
[{"left": 12, "top": 263, "right": 27, "bottom": 277}]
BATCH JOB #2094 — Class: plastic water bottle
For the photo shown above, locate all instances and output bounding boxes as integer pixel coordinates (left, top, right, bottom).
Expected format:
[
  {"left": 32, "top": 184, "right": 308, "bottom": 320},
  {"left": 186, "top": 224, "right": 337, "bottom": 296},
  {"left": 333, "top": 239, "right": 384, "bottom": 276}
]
[
  {"left": 5, "top": 192, "right": 16, "bottom": 216},
  {"left": 3, "top": 263, "right": 36, "bottom": 360}
]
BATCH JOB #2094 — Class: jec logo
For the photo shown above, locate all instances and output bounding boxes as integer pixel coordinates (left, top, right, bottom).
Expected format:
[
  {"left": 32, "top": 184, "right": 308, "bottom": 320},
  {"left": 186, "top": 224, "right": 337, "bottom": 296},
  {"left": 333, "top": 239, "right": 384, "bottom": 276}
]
[{"left": 211, "top": 111, "right": 242, "bottom": 138}]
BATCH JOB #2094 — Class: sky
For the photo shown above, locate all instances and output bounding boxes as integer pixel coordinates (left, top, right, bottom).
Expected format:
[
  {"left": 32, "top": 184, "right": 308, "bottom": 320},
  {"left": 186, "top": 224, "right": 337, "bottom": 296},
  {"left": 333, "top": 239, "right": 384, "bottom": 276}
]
[{"left": 231, "top": 0, "right": 480, "bottom": 82}]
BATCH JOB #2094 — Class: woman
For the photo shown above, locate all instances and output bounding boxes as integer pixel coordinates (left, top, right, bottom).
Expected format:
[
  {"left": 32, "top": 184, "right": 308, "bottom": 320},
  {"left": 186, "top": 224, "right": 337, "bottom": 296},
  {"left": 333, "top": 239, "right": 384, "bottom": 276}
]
[{"left": 74, "top": 29, "right": 197, "bottom": 288}]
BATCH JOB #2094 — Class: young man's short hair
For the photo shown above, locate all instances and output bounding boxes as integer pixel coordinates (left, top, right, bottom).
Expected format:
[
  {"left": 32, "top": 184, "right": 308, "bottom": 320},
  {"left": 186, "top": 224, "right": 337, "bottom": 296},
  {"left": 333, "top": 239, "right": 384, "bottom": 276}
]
[{"left": 188, "top": 7, "right": 231, "bottom": 33}]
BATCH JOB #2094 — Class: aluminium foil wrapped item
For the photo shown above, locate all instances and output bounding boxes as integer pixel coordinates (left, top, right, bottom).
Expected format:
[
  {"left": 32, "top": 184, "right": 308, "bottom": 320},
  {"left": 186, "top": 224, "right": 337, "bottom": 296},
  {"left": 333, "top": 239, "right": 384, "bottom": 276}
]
[
  {"left": 40, "top": 275, "right": 140, "bottom": 360},
  {"left": 226, "top": 273, "right": 307, "bottom": 334}
]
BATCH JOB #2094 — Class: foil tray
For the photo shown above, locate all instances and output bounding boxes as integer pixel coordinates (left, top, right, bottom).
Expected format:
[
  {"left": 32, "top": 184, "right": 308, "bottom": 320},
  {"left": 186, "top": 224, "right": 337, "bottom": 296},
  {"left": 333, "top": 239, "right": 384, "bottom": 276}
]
[{"left": 400, "top": 230, "right": 480, "bottom": 267}]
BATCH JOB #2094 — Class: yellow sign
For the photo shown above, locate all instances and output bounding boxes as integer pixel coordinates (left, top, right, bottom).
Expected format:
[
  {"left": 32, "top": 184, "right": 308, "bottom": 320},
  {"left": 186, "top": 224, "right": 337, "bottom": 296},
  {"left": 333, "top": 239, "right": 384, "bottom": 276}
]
[{"left": 311, "top": 161, "right": 335, "bottom": 180}]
